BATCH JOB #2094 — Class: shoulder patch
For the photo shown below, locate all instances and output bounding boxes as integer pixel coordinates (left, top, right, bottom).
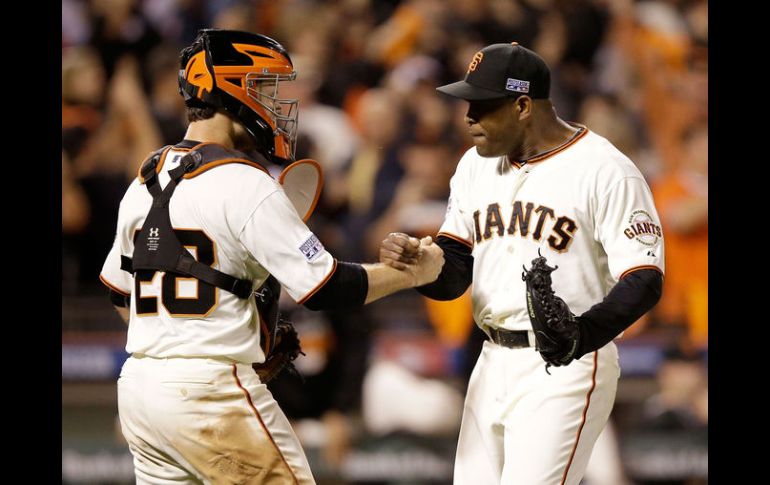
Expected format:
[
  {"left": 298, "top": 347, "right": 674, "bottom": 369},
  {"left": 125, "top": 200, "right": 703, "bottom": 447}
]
[
  {"left": 623, "top": 209, "right": 663, "bottom": 247},
  {"left": 299, "top": 234, "right": 324, "bottom": 262}
]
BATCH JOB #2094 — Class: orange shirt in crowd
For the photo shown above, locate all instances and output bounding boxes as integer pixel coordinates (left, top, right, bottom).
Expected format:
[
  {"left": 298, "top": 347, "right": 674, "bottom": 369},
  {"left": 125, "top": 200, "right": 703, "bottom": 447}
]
[{"left": 653, "top": 172, "right": 708, "bottom": 348}]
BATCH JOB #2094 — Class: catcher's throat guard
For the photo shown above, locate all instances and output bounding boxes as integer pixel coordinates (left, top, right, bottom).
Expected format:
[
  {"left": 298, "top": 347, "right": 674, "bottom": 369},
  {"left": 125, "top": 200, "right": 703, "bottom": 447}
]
[{"left": 278, "top": 159, "right": 323, "bottom": 222}]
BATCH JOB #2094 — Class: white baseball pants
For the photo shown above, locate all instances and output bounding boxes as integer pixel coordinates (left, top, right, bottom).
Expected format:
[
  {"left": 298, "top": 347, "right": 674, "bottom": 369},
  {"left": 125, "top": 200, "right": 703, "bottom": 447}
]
[
  {"left": 454, "top": 340, "right": 620, "bottom": 485},
  {"left": 117, "top": 355, "right": 315, "bottom": 484}
]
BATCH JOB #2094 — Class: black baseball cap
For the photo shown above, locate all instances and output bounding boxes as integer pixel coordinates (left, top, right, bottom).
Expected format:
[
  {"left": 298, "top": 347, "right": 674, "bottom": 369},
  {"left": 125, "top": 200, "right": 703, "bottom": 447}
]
[{"left": 437, "top": 42, "right": 550, "bottom": 100}]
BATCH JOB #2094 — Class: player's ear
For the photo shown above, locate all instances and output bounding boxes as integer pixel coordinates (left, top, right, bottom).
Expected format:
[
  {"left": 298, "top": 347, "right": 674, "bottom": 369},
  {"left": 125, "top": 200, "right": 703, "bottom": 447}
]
[{"left": 514, "top": 96, "right": 533, "bottom": 121}]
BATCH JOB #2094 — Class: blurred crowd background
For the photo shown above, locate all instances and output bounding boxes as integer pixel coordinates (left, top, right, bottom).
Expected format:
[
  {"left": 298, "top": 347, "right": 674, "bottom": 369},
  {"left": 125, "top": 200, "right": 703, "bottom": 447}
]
[{"left": 62, "top": 0, "right": 707, "bottom": 483}]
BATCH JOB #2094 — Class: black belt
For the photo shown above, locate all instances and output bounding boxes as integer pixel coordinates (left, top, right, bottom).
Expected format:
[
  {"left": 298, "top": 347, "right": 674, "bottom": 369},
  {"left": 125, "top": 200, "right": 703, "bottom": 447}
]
[{"left": 488, "top": 328, "right": 532, "bottom": 348}]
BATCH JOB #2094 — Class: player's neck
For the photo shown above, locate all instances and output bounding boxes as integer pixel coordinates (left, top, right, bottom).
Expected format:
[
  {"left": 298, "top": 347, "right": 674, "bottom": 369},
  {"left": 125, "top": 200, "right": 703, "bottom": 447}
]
[
  {"left": 184, "top": 113, "right": 238, "bottom": 150},
  {"left": 513, "top": 115, "right": 579, "bottom": 162}
]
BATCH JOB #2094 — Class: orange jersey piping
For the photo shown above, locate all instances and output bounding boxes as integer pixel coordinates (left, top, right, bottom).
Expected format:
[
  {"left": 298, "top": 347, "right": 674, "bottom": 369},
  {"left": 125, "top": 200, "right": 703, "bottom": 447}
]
[
  {"left": 99, "top": 274, "right": 130, "bottom": 297},
  {"left": 437, "top": 231, "right": 473, "bottom": 249},
  {"left": 619, "top": 265, "right": 663, "bottom": 280},
  {"left": 561, "top": 351, "right": 599, "bottom": 485},
  {"left": 231, "top": 365, "right": 299, "bottom": 484},
  {"left": 510, "top": 124, "right": 588, "bottom": 169},
  {"left": 297, "top": 259, "right": 338, "bottom": 305}
]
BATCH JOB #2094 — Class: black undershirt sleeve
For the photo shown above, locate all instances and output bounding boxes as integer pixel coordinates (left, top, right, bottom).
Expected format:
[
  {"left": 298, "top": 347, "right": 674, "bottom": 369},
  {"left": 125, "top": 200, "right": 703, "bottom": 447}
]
[
  {"left": 305, "top": 235, "right": 473, "bottom": 309},
  {"left": 109, "top": 289, "right": 130, "bottom": 308},
  {"left": 303, "top": 261, "right": 369, "bottom": 311},
  {"left": 575, "top": 268, "right": 663, "bottom": 358},
  {"left": 416, "top": 235, "right": 474, "bottom": 301}
]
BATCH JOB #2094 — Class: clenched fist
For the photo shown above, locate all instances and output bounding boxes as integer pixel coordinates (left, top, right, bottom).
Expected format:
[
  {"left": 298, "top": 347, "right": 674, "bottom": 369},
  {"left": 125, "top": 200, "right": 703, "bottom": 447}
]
[
  {"left": 380, "top": 232, "right": 444, "bottom": 286},
  {"left": 380, "top": 232, "right": 421, "bottom": 269}
]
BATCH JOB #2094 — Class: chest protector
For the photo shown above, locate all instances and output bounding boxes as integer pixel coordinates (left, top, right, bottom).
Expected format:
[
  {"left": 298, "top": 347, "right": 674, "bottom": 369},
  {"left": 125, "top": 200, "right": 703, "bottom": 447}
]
[{"left": 121, "top": 142, "right": 281, "bottom": 353}]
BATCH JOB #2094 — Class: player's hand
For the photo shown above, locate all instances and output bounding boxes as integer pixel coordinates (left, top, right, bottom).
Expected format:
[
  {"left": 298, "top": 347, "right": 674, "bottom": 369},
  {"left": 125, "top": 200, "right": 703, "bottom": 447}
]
[
  {"left": 412, "top": 236, "right": 444, "bottom": 286},
  {"left": 380, "top": 232, "right": 421, "bottom": 270}
]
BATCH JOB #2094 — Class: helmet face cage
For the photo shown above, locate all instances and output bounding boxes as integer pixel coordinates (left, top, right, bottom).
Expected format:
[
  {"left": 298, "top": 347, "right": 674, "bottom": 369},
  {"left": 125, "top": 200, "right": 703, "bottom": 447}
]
[
  {"left": 179, "top": 29, "right": 299, "bottom": 164},
  {"left": 246, "top": 72, "right": 298, "bottom": 161}
]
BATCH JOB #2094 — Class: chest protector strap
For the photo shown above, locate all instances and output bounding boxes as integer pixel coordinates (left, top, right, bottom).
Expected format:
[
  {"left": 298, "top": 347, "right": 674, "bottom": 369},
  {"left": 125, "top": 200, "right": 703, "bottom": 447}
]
[{"left": 123, "top": 144, "right": 270, "bottom": 299}]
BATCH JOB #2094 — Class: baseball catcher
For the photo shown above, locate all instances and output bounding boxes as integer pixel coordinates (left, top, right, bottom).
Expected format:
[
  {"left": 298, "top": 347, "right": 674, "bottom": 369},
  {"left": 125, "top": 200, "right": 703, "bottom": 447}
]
[
  {"left": 522, "top": 250, "right": 581, "bottom": 373},
  {"left": 99, "top": 28, "right": 446, "bottom": 485}
]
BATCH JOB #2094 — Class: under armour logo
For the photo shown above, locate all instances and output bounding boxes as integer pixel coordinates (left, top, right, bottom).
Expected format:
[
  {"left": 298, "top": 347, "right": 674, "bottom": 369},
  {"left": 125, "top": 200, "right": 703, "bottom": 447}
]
[
  {"left": 647, "top": 250, "right": 656, "bottom": 257},
  {"left": 147, "top": 227, "right": 160, "bottom": 251}
]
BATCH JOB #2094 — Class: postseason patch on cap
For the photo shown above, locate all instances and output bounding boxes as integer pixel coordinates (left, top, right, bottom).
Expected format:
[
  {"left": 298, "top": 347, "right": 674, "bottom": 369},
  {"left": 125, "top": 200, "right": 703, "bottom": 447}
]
[
  {"left": 299, "top": 234, "right": 325, "bottom": 262},
  {"left": 506, "top": 78, "right": 530, "bottom": 93}
]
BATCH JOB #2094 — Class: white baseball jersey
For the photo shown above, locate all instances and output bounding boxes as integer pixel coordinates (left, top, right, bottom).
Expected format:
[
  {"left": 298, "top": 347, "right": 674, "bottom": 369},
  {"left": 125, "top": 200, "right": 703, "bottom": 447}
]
[
  {"left": 439, "top": 125, "right": 664, "bottom": 332},
  {"left": 100, "top": 145, "right": 336, "bottom": 364},
  {"left": 103, "top": 144, "right": 322, "bottom": 484},
  {"left": 440, "top": 125, "right": 664, "bottom": 485}
]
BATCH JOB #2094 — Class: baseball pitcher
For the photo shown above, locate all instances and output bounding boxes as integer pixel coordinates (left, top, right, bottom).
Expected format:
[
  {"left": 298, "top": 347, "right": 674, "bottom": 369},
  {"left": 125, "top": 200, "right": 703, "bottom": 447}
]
[{"left": 381, "top": 42, "right": 664, "bottom": 485}]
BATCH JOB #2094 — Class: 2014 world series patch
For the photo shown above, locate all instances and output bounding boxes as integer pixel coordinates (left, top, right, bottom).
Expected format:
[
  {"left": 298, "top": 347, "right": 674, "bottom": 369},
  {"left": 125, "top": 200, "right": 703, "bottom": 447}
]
[{"left": 299, "top": 234, "right": 324, "bottom": 262}]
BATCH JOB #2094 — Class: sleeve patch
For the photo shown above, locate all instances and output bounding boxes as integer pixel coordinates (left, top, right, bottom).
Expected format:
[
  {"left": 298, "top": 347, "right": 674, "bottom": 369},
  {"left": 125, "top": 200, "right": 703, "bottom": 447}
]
[
  {"left": 623, "top": 209, "right": 662, "bottom": 247},
  {"left": 299, "top": 234, "right": 325, "bottom": 262}
]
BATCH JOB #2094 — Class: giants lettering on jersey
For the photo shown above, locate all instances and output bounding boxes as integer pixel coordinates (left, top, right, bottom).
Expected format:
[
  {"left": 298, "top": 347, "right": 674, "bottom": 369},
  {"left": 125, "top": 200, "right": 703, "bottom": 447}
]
[
  {"left": 623, "top": 209, "right": 662, "bottom": 247},
  {"left": 472, "top": 200, "right": 578, "bottom": 252}
]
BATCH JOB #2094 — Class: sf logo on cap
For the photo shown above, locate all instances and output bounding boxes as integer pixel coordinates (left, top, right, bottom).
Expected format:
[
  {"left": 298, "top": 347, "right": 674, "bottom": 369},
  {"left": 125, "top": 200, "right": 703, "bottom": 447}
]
[{"left": 467, "top": 52, "right": 484, "bottom": 73}]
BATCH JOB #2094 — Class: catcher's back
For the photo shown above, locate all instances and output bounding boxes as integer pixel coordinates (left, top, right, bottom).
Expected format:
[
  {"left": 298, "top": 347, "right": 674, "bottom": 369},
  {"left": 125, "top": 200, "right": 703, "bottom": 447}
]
[{"left": 100, "top": 143, "right": 335, "bottom": 365}]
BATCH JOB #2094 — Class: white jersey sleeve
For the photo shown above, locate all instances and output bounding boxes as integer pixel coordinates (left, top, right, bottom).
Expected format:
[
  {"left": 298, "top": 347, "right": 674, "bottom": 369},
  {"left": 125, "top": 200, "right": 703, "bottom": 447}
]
[
  {"left": 595, "top": 176, "right": 665, "bottom": 281},
  {"left": 100, "top": 182, "right": 142, "bottom": 296},
  {"left": 438, "top": 153, "right": 475, "bottom": 247},
  {"left": 100, "top": 240, "right": 131, "bottom": 296},
  {"left": 238, "top": 187, "right": 335, "bottom": 303}
]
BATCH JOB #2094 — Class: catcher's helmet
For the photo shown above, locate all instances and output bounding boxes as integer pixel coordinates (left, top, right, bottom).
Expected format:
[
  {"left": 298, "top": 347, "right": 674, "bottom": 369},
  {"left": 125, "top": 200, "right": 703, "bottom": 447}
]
[{"left": 179, "top": 29, "right": 298, "bottom": 165}]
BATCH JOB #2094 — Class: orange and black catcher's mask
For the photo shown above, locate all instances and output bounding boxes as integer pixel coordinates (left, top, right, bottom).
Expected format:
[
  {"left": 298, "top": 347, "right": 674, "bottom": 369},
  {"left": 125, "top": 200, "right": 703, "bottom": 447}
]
[{"left": 178, "top": 29, "right": 298, "bottom": 165}]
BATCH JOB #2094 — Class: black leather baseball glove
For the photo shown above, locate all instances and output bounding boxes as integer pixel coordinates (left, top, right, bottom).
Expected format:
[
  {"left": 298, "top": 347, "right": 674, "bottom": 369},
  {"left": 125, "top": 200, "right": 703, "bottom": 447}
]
[
  {"left": 253, "top": 321, "right": 305, "bottom": 383},
  {"left": 522, "top": 250, "right": 581, "bottom": 373}
]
